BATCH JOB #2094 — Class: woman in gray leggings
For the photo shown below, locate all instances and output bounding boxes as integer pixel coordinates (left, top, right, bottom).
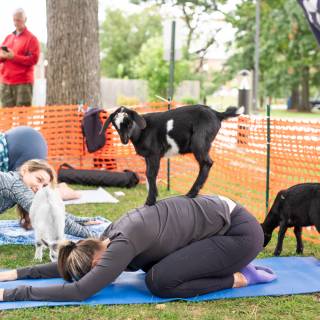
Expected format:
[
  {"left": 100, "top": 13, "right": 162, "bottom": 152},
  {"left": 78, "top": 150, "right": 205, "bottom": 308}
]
[{"left": 0, "top": 195, "right": 277, "bottom": 302}]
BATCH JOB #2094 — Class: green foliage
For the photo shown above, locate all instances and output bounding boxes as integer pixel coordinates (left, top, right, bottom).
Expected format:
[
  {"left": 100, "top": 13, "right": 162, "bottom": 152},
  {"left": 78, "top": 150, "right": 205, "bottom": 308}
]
[
  {"left": 259, "top": 0, "right": 319, "bottom": 98},
  {"left": 100, "top": 7, "right": 162, "bottom": 78},
  {"left": 131, "top": 0, "right": 227, "bottom": 13},
  {"left": 215, "top": 0, "right": 320, "bottom": 104},
  {"left": 130, "top": 0, "right": 227, "bottom": 59},
  {"left": 103, "top": 1, "right": 232, "bottom": 101},
  {"left": 131, "top": 37, "right": 191, "bottom": 99},
  {"left": 117, "top": 95, "right": 141, "bottom": 106},
  {"left": 180, "top": 96, "right": 198, "bottom": 105}
]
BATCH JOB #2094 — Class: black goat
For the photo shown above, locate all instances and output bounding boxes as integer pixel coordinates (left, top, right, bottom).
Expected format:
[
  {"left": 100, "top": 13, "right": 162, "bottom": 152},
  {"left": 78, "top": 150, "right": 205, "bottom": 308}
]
[
  {"left": 261, "top": 183, "right": 320, "bottom": 256},
  {"left": 100, "top": 105, "right": 244, "bottom": 205}
]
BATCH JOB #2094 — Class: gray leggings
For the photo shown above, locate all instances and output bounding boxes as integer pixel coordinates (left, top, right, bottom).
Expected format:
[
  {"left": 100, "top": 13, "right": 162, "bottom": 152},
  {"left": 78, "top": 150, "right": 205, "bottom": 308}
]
[
  {"left": 145, "top": 205, "right": 264, "bottom": 298},
  {"left": 5, "top": 126, "right": 48, "bottom": 171}
]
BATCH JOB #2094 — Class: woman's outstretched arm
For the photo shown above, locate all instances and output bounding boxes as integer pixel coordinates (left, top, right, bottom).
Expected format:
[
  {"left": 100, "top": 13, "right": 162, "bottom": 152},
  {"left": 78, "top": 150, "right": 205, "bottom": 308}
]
[
  {"left": 0, "top": 263, "right": 60, "bottom": 282},
  {"left": 65, "top": 213, "right": 96, "bottom": 238},
  {"left": 1, "top": 238, "right": 136, "bottom": 302},
  {"left": 0, "top": 262, "right": 60, "bottom": 300},
  {"left": 17, "top": 262, "right": 60, "bottom": 279},
  {"left": 0, "top": 270, "right": 17, "bottom": 282}
]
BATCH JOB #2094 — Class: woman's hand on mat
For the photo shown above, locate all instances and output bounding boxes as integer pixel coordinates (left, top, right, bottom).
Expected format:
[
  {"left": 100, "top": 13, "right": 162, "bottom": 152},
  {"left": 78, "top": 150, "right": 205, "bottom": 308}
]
[
  {"left": 0, "top": 289, "right": 3, "bottom": 301},
  {"left": 0, "top": 270, "right": 17, "bottom": 282},
  {"left": 83, "top": 220, "right": 104, "bottom": 225}
]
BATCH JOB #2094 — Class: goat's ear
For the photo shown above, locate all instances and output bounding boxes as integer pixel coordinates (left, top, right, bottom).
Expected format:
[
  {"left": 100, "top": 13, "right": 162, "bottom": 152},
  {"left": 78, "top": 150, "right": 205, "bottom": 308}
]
[
  {"left": 131, "top": 110, "right": 146, "bottom": 129},
  {"left": 51, "top": 242, "right": 59, "bottom": 251},
  {"left": 99, "top": 111, "right": 116, "bottom": 136}
]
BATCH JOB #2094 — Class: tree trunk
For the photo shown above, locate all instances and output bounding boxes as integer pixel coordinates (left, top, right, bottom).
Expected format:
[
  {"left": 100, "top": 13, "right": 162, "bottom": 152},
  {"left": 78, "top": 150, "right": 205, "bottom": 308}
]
[
  {"left": 46, "top": 0, "right": 101, "bottom": 106},
  {"left": 260, "top": 96, "right": 265, "bottom": 109},
  {"left": 290, "top": 86, "right": 300, "bottom": 110},
  {"left": 298, "top": 66, "right": 310, "bottom": 112}
]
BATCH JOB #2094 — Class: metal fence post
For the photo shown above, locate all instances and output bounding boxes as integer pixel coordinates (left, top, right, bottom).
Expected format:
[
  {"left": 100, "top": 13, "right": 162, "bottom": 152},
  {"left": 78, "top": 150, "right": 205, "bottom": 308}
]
[
  {"left": 167, "top": 20, "right": 176, "bottom": 191},
  {"left": 266, "top": 104, "right": 271, "bottom": 215}
]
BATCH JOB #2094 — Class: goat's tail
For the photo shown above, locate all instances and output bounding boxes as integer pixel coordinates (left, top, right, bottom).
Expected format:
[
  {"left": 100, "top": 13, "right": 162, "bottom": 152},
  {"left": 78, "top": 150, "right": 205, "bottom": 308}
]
[{"left": 215, "top": 106, "right": 244, "bottom": 121}]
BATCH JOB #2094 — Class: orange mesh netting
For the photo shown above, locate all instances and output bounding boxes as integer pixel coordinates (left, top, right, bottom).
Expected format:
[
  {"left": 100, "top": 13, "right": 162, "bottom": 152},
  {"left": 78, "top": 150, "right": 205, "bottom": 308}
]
[{"left": 0, "top": 104, "right": 319, "bottom": 243}]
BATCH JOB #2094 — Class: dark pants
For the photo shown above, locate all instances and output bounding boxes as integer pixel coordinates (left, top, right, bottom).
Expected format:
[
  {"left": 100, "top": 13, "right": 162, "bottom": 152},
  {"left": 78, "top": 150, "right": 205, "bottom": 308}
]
[
  {"left": 145, "top": 206, "right": 264, "bottom": 298},
  {"left": 0, "top": 83, "right": 33, "bottom": 107},
  {"left": 5, "top": 126, "right": 48, "bottom": 171}
]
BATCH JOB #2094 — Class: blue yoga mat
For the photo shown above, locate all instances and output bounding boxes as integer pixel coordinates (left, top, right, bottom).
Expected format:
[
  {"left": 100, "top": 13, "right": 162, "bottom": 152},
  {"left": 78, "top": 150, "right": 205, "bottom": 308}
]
[
  {"left": 0, "top": 218, "right": 110, "bottom": 245},
  {"left": 0, "top": 257, "right": 319, "bottom": 310}
]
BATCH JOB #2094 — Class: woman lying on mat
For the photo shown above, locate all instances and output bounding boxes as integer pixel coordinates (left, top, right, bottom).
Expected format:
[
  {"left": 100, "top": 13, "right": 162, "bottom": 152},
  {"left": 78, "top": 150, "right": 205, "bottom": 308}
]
[
  {"left": 0, "top": 125, "right": 80, "bottom": 200},
  {"left": 0, "top": 159, "right": 98, "bottom": 238},
  {"left": 0, "top": 194, "right": 277, "bottom": 302}
]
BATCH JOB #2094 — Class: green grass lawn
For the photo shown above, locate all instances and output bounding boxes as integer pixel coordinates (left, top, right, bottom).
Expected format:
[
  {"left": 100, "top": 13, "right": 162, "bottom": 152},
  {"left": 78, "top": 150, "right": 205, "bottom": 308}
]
[
  {"left": 258, "top": 108, "right": 320, "bottom": 119},
  {"left": 0, "top": 185, "right": 319, "bottom": 320}
]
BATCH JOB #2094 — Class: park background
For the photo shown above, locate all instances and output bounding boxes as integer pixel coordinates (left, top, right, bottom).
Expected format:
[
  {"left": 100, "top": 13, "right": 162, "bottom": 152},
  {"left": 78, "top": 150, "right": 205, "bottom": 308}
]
[{"left": 0, "top": 1, "right": 320, "bottom": 319}]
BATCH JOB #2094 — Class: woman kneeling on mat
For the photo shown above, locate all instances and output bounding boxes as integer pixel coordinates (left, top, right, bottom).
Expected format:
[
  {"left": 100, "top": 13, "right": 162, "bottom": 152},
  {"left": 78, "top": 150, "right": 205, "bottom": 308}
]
[{"left": 0, "top": 195, "right": 276, "bottom": 302}]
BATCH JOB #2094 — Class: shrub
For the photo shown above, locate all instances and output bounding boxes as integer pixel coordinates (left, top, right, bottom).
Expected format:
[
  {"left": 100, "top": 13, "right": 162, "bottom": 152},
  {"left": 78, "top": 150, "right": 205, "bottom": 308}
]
[
  {"left": 180, "top": 97, "right": 198, "bottom": 105},
  {"left": 117, "top": 96, "right": 140, "bottom": 106}
]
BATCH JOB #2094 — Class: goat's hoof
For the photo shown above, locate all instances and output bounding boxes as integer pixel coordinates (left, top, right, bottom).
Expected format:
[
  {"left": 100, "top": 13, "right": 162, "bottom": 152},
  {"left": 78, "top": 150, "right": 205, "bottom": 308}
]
[
  {"left": 186, "top": 192, "right": 197, "bottom": 198},
  {"left": 273, "top": 250, "right": 281, "bottom": 256},
  {"left": 34, "top": 256, "right": 43, "bottom": 262},
  {"left": 296, "top": 248, "right": 304, "bottom": 255},
  {"left": 145, "top": 199, "right": 156, "bottom": 206}
]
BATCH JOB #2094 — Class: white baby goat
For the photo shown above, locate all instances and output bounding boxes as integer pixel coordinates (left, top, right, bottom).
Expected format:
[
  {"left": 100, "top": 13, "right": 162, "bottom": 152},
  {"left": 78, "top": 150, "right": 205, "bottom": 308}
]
[{"left": 30, "top": 185, "right": 65, "bottom": 262}]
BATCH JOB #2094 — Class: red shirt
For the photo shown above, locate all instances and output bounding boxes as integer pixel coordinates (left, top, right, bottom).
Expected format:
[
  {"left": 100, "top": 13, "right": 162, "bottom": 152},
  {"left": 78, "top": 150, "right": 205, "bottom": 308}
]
[{"left": 0, "top": 28, "right": 40, "bottom": 84}]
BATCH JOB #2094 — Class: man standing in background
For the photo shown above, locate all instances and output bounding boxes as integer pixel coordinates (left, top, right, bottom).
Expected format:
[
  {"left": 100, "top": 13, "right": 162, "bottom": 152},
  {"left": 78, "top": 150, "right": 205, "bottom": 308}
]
[{"left": 0, "top": 8, "right": 40, "bottom": 107}]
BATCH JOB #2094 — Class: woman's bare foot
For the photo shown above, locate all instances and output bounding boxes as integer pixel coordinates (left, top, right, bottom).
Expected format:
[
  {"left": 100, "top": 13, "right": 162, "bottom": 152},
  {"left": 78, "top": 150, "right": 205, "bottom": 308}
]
[
  {"left": 58, "top": 183, "right": 81, "bottom": 200},
  {"left": 233, "top": 272, "right": 248, "bottom": 288},
  {"left": 83, "top": 220, "right": 104, "bottom": 225}
]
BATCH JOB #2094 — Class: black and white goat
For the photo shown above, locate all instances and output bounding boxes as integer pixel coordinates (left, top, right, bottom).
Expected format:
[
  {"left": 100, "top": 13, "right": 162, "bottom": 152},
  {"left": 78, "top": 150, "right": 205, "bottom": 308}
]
[
  {"left": 30, "top": 185, "right": 65, "bottom": 261},
  {"left": 261, "top": 183, "right": 320, "bottom": 256},
  {"left": 100, "top": 105, "right": 244, "bottom": 205}
]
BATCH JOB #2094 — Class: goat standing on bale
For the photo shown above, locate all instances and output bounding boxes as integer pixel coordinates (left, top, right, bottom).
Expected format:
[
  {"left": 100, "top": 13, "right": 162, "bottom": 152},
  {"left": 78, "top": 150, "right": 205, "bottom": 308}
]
[{"left": 100, "top": 105, "right": 244, "bottom": 205}]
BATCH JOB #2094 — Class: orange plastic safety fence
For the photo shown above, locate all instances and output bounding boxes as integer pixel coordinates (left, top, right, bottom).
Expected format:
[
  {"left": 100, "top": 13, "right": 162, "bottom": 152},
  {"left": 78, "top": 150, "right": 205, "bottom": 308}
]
[{"left": 0, "top": 104, "right": 319, "bottom": 244}]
